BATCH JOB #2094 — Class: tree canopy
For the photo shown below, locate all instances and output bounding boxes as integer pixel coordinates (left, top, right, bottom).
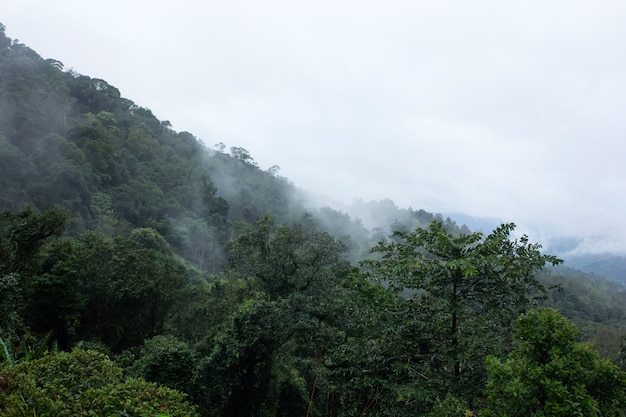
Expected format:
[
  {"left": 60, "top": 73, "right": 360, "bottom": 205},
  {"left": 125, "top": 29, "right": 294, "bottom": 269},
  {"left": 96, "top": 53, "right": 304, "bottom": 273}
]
[
  {"left": 1, "top": 24, "right": 625, "bottom": 417},
  {"left": 483, "top": 308, "right": 626, "bottom": 417}
]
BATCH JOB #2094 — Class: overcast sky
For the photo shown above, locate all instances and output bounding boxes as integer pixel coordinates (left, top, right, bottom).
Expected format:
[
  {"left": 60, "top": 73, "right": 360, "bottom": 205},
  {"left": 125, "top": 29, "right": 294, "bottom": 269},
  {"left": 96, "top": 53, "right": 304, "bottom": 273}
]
[{"left": 3, "top": 1, "right": 626, "bottom": 253}]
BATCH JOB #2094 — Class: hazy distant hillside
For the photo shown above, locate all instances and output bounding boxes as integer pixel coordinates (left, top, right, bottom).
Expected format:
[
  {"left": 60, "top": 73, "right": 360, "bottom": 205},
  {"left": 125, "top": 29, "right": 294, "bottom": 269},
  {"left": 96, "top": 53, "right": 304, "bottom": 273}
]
[
  {"left": 1, "top": 23, "right": 626, "bottom": 417},
  {"left": 2, "top": 20, "right": 625, "bottom": 281},
  {"left": 0, "top": 22, "right": 308, "bottom": 271},
  {"left": 0, "top": 23, "right": 471, "bottom": 268},
  {"left": 442, "top": 211, "right": 501, "bottom": 234},
  {"left": 564, "top": 254, "right": 626, "bottom": 285},
  {"left": 3, "top": 20, "right": 626, "bottom": 286}
]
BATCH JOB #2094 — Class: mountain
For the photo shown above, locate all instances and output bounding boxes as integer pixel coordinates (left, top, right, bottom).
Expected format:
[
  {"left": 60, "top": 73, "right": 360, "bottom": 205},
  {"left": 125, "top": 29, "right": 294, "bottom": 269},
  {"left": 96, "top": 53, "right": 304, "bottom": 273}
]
[
  {"left": 1, "top": 22, "right": 626, "bottom": 417},
  {"left": 3, "top": 20, "right": 626, "bottom": 284},
  {"left": 0, "top": 23, "right": 475, "bottom": 269},
  {"left": 563, "top": 253, "right": 626, "bottom": 285}
]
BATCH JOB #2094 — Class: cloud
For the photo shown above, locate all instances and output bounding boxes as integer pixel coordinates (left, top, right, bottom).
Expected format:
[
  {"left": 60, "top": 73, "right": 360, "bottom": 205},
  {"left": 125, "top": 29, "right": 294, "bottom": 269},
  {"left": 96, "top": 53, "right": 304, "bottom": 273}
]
[{"left": 3, "top": 0, "right": 626, "bottom": 252}]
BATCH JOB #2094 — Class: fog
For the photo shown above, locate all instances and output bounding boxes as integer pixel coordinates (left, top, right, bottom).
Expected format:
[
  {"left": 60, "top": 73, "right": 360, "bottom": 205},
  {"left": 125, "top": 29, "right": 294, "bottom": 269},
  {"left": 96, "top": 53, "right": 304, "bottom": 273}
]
[{"left": 3, "top": 1, "right": 626, "bottom": 253}]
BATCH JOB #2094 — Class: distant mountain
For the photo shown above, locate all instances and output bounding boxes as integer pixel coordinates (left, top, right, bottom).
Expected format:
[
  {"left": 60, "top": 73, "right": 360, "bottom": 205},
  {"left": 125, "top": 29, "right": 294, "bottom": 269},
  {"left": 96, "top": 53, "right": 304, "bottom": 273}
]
[{"left": 563, "top": 254, "right": 626, "bottom": 285}]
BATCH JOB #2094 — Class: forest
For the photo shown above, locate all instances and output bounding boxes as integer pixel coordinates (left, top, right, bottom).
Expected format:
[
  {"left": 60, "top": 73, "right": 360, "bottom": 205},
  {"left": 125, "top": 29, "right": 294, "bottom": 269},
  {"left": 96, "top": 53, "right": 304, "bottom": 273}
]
[{"left": 1, "top": 23, "right": 626, "bottom": 416}]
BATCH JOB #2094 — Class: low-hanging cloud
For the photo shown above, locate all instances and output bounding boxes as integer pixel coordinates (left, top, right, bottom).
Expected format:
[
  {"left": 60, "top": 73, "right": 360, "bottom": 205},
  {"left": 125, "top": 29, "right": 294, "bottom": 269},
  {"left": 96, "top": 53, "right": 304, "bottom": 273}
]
[{"left": 4, "top": 0, "right": 626, "bottom": 253}]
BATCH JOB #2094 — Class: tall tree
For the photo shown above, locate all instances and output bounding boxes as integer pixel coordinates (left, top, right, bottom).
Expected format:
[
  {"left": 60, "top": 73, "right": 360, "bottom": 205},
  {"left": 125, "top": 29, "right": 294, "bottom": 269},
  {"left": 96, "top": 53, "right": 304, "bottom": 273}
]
[
  {"left": 0, "top": 207, "right": 68, "bottom": 342},
  {"left": 26, "top": 228, "right": 190, "bottom": 351},
  {"left": 363, "top": 221, "right": 562, "bottom": 406},
  {"left": 0, "top": 206, "right": 67, "bottom": 275},
  {"left": 196, "top": 214, "right": 351, "bottom": 417},
  {"left": 482, "top": 308, "right": 626, "bottom": 417}
]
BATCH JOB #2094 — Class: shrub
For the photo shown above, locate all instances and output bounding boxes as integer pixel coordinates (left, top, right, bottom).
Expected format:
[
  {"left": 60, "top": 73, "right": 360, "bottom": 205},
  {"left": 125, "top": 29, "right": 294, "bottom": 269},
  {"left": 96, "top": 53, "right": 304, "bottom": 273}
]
[{"left": 0, "top": 349, "right": 198, "bottom": 416}]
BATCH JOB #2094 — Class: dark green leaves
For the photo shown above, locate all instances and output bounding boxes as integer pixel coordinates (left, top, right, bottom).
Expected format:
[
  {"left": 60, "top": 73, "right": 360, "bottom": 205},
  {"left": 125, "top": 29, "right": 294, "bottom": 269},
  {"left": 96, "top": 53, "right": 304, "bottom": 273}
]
[
  {"left": 363, "top": 220, "right": 563, "bottom": 404},
  {"left": 483, "top": 308, "right": 626, "bottom": 417}
]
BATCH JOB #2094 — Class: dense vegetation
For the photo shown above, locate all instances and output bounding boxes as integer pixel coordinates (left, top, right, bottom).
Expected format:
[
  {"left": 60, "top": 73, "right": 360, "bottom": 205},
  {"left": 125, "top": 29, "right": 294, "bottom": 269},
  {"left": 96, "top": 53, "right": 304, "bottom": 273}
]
[{"left": 1, "top": 23, "right": 626, "bottom": 416}]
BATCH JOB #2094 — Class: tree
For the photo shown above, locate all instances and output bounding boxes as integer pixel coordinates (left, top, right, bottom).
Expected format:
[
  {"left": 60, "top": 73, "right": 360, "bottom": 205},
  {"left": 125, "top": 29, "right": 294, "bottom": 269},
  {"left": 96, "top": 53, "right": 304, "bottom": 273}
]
[
  {"left": 25, "top": 228, "right": 191, "bottom": 352},
  {"left": 322, "top": 269, "right": 402, "bottom": 417},
  {"left": 195, "top": 214, "right": 352, "bottom": 417},
  {"left": 0, "top": 349, "right": 198, "bottom": 416},
  {"left": 0, "top": 23, "right": 11, "bottom": 49},
  {"left": 129, "top": 335, "right": 196, "bottom": 396},
  {"left": 363, "top": 221, "right": 562, "bottom": 406},
  {"left": 0, "top": 207, "right": 68, "bottom": 343},
  {"left": 75, "top": 230, "right": 189, "bottom": 351},
  {"left": 0, "top": 206, "right": 68, "bottom": 275},
  {"left": 482, "top": 308, "right": 626, "bottom": 417}
]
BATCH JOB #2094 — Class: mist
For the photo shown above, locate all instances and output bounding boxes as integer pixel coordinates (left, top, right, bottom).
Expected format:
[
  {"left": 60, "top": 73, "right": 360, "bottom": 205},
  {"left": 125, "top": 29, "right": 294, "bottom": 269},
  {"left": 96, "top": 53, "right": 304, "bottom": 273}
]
[{"left": 3, "top": 2, "right": 626, "bottom": 254}]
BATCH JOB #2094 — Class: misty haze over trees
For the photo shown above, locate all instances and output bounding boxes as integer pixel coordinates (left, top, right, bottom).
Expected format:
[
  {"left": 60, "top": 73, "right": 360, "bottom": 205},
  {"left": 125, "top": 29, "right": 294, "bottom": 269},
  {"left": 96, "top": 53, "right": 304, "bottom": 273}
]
[{"left": 1, "top": 23, "right": 626, "bottom": 416}]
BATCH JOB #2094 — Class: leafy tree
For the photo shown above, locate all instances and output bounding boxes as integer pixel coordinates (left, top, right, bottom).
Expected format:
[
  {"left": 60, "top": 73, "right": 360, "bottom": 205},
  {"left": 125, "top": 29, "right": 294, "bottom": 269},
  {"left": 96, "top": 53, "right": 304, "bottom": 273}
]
[
  {"left": 0, "top": 207, "right": 68, "bottom": 344},
  {"left": 24, "top": 240, "right": 86, "bottom": 349},
  {"left": 73, "top": 230, "right": 189, "bottom": 351},
  {"left": 0, "top": 23, "right": 10, "bottom": 49},
  {"left": 195, "top": 214, "right": 351, "bottom": 417},
  {"left": 428, "top": 394, "right": 472, "bottom": 417},
  {"left": 230, "top": 146, "right": 258, "bottom": 166},
  {"left": 0, "top": 274, "right": 22, "bottom": 342},
  {"left": 0, "top": 349, "right": 198, "bottom": 416},
  {"left": 363, "top": 221, "right": 561, "bottom": 406},
  {"left": 322, "top": 270, "right": 401, "bottom": 417},
  {"left": 24, "top": 227, "right": 192, "bottom": 352},
  {"left": 0, "top": 206, "right": 68, "bottom": 275},
  {"left": 0, "top": 135, "right": 33, "bottom": 208},
  {"left": 482, "top": 308, "right": 626, "bottom": 417},
  {"left": 129, "top": 335, "right": 196, "bottom": 396},
  {"left": 539, "top": 268, "right": 626, "bottom": 358}
]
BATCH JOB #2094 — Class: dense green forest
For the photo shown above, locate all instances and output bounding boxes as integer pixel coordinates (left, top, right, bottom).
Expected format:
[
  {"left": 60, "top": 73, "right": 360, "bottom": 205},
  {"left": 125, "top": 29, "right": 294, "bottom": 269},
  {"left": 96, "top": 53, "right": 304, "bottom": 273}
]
[{"left": 1, "top": 23, "right": 626, "bottom": 416}]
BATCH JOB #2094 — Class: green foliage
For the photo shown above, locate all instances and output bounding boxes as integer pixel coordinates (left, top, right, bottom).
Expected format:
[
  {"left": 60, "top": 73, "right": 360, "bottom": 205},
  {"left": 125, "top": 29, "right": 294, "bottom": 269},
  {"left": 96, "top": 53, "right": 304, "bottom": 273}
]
[
  {"left": 43, "top": 230, "right": 190, "bottom": 351},
  {"left": 0, "top": 274, "right": 23, "bottom": 342},
  {"left": 428, "top": 394, "right": 472, "bottom": 417},
  {"left": 619, "top": 336, "right": 626, "bottom": 372},
  {"left": 195, "top": 215, "right": 352, "bottom": 416},
  {"left": 0, "top": 207, "right": 68, "bottom": 275},
  {"left": 0, "top": 207, "right": 68, "bottom": 344},
  {"left": 129, "top": 335, "right": 196, "bottom": 395},
  {"left": 3, "top": 27, "right": 626, "bottom": 417},
  {"left": 321, "top": 271, "right": 403, "bottom": 416},
  {"left": 227, "top": 214, "right": 350, "bottom": 300},
  {"left": 482, "top": 308, "right": 626, "bottom": 417},
  {"left": 0, "top": 338, "right": 12, "bottom": 366},
  {"left": 0, "top": 333, "right": 56, "bottom": 368},
  {"left": 540, "top": 269, "right": 626, "bottom": 358},
  {"left": 0, "top": 220, "right": 199, "bottom": 352},
  {"left": 362, "top": 221, "right": 562, "bottom": 406},
  {"left": 0, "top": 349, "right": 198, "bottom": 416}
]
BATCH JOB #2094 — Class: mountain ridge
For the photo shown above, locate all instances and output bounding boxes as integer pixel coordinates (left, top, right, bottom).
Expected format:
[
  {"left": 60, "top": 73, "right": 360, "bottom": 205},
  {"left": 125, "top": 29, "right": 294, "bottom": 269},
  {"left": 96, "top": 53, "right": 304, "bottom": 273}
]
[{"left": 1, "top": 21, "right": 624, "bottom": 285}]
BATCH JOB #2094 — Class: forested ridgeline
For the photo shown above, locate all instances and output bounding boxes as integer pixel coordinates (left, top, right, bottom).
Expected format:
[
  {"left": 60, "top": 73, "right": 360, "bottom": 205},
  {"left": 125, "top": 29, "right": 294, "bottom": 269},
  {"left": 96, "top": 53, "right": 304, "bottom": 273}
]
[
  {"left": 1, "top": 23, "right": 626, "bottom": 416},
  {"left": 0, "top": 23, "right": 463, "bottom": 269}
]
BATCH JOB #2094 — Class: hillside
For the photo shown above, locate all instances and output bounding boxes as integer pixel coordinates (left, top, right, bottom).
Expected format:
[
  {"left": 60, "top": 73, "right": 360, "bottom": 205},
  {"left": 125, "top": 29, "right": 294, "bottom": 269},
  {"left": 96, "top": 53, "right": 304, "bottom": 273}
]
[
  {"left": 1, "top": 23, "right": 626, "bottom": 417},
  {"left": 564, "top": 253, "right": 626, "bottom": 284},
  {"left": 0, "top": 23, "right": 473, "bottom": 269}
]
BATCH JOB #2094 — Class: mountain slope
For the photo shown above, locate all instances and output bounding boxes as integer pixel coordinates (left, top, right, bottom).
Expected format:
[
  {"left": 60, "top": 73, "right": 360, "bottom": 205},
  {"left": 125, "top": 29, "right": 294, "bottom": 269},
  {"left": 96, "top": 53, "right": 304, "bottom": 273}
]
[
  {"left": 1, "top": 23, "right": 477, "bottom": 269},
  {"left": 0, "top": 23, "right": 316, "bottom": 270}
]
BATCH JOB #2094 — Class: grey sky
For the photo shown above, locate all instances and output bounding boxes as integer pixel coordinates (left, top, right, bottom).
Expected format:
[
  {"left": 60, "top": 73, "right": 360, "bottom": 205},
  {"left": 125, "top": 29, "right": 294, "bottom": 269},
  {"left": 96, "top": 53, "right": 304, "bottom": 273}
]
[{"left": 4, "top": 1, "right": 626, "bottom": 253}]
